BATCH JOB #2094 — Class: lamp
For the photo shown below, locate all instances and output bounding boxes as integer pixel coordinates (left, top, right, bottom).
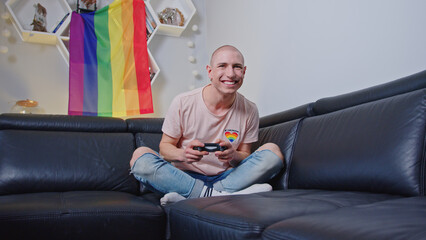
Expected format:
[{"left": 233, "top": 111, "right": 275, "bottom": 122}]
[{"left": 10, "top": 99, "right": 43, "bottom": 114}]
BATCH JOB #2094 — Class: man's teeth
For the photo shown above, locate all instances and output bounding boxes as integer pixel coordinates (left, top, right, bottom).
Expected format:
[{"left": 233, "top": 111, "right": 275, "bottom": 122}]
[{"left": 223, "top": 81, "right": 236, "bottom": 85}]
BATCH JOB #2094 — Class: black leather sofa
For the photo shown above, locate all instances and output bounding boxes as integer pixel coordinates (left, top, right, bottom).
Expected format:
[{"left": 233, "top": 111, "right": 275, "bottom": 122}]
[{"left": 0, "top": 70, "right": 425, "bottom": 240}]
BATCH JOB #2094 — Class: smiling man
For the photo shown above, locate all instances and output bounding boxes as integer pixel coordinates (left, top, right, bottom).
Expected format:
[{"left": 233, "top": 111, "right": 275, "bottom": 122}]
[{"left": 130, "top": 45, "right": 284, "bottom": 205}]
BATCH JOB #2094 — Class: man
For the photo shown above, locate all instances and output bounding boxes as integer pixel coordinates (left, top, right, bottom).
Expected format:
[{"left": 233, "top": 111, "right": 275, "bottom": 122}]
[{"left": 130, "top": 45, "right": 284, "bottom": 205}]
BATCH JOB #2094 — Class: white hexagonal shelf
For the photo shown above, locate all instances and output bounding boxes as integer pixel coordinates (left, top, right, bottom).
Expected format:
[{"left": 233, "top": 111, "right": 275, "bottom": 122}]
[
  {"left": 148, "top": 0, "right": 196, "bottom": 37},
  {"left": 145, "top": 2, "right": 158, "bottom": 45},
  {"left": 148, "top": 50, "right": 160, "bottom": 85},
  {"left": 6, "top": 0, "right": 72, "bottom": 45}
]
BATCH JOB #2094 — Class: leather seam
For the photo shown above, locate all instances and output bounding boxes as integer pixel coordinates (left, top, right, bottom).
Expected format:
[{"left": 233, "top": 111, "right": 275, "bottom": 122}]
[{"left": 284, "top": 118, "right": 305, "bottom": 189}]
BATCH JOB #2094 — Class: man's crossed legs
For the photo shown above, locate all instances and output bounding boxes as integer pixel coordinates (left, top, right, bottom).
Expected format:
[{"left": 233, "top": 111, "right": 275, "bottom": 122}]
[{"left": 130, "top": 143, "right": 284, "bottom": 205}]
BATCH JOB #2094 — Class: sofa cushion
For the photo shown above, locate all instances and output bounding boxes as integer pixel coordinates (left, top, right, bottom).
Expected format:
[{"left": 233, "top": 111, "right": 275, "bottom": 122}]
[
  {"left": 168, "top": 189, "right": 400, "bottom": 240},
  {"left": 0, "top": 130, "right": 138, "bottom": 195},
  {"left": 287, "top": 89, "right": 426, "bottom": 196},
  {"left": 0, "top": 191, "right": 166, "bottom": 240},
  {"left": 261, "top": 196, "right": 426, "bottom": 240},
  {"left": 252, "top": 119, "right": 301, "bottom": 189},
  {"left": 135, "top": 133, "right": 163, "bottom": 152},
  {"left": 126, "top": 118, "right": 164, "bottom": 152},
  {"left": 126, "top": 117, "right": 164, "bottom": 133}
]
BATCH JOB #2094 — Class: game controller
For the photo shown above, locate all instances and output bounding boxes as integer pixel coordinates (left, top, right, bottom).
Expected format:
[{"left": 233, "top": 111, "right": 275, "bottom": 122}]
[{"left": 193, "top": 143, "right": 227, "bottom": 152}]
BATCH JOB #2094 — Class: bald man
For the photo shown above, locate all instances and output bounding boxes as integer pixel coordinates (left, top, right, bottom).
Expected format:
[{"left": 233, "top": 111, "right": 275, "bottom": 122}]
[{"left": 130, "top": 45, "right": 284, "bottom": 205}]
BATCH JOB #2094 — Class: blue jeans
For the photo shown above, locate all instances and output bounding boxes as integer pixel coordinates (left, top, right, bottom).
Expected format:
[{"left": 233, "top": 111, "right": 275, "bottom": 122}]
[{"left": 130, "top": 149, "right": 283, "bottom": 198}]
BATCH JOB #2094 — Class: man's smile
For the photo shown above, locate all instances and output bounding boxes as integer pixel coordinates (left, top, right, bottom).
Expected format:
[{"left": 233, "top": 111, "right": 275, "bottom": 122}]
[{"left": 221, "top": 80, "right": 238, "bottom": 85}]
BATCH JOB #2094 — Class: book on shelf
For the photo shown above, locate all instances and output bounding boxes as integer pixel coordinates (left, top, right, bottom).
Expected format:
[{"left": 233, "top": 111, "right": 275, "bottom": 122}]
[
  {"left": 146, "top": 19, "right": 154, "bottom": 33},
  {"left": 146, "top": 28, "right": 152, "bottom": 41},
  {"left": 52, "top": 12, "right": 70, "bottom": 33},
  {"left": 145, "top": 6, "right": 157, "bottom": 28}
]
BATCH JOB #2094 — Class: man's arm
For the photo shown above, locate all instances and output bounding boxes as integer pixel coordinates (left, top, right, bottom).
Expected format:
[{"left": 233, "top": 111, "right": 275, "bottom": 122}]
[
  {"left": 215, "top": 140, "right": 252, "bottom": 167},
  {"left": 231, "top": 142, "right": 252, "bottom": 166},
  {"left": 159, "top": 133, "right": 183, "bottom": 162},
  {"left": 159, "top": 133, "right": 208, "bottom": 163}
]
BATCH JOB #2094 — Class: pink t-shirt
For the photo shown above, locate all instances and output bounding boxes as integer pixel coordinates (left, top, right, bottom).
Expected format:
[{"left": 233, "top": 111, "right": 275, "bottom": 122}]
[{"left": 162, "top": 85, "right": 259, "bottom": 175}]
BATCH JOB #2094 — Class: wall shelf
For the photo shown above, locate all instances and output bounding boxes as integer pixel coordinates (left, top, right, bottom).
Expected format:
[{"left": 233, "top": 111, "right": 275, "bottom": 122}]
[
  {"left": 148, "top": 50, "right": 160, "bottom": 84},
  {"left": 5, "top": 0, "right": 72, "bottom": 45},
  {"left": 145, "top": 2, "right": 158, "bottom": 45},
  {"left": 56, "top": 23, "right": 70, "bottom": 66},
  {"left": 148, "top": 0, "right": 196, "bottom": 37}
]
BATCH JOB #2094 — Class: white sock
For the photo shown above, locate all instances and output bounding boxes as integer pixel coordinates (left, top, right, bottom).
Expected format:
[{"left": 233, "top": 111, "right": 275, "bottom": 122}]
[
  {"left": 160, "top": 192, "right": 186, "bottom": 206},
  {"left": 200, "top": 183, "right": 273, "bottom": 197},
  {"left": 231, "top": 183, "right": 273, "bottom": 195}
]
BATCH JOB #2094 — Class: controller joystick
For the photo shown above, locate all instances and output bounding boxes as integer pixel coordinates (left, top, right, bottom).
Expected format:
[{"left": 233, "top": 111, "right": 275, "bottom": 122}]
[{"left": 193, "top": 143, "right": 227, "bottom": 152}]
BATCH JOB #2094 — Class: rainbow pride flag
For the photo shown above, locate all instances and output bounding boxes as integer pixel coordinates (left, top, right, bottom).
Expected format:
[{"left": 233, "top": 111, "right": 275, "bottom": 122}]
[{"left": 68, "top": 0, "right": 153, "bottom": 117}]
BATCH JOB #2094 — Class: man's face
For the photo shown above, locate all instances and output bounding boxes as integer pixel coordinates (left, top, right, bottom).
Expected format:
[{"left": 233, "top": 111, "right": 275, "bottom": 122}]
[{"left": 207, "top": 47, "right": 246, "bottom": 96}]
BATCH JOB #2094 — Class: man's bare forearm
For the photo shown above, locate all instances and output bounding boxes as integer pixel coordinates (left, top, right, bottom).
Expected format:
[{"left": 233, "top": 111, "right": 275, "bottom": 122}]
[
  {"left": 159, "top": 142, "right": 185, "bottom": 162},
  {"left": 228, "top": 150, "right": 250, "bottom": 167}
]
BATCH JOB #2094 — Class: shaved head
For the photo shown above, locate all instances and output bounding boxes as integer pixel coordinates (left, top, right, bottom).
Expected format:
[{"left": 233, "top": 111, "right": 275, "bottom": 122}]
[{"left": 210, "top": 45, "right": 245, "bottom": 66}]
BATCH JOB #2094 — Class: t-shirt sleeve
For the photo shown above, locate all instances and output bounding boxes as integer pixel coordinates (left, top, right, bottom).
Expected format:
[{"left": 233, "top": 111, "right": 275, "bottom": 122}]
[
  {"left": 243, "top": 103, "right": 259, "bottom": 143},
  {"left": 161, "top": 95, "right": 182, "bottom": 139}
]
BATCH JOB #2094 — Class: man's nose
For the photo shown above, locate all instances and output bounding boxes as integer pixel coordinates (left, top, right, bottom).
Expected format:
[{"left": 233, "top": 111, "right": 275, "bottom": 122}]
[{"left": 226, "top": 66, "right": 236, "bottom": 77}]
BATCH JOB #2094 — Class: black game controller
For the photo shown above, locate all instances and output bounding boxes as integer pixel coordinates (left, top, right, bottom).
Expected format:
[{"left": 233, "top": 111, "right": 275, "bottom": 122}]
[{"left": 193, "top": 143, "right": 227, "bottom": 152}]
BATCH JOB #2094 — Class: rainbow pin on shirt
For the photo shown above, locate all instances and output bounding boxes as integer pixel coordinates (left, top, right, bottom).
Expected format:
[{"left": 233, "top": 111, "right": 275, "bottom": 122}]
[{"left": 225, "top": 131, "right": 239, "bottom": 143}]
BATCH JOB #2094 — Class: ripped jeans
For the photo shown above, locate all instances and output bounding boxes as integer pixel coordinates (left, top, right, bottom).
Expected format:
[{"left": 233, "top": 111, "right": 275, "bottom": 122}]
[{"left": 130, "top": 149, "right": 283, "bottom": 198}]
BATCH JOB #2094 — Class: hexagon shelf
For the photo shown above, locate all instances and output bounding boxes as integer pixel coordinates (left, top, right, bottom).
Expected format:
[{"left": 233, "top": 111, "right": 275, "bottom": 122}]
[
  {"left": 56, "top": 22, "right": 70, "bottom": 66},
  {"left": 148, "top": 0, "right": 196, "bottom": 37},
  {"left": 6, "top": 0, "right": 72, "bottom": 45},
  {"left": 148, "top": 50, "right": 161, "bottom": 84},
  {"left": 145, "top": 2, "right": 158, "bottom": 45}
]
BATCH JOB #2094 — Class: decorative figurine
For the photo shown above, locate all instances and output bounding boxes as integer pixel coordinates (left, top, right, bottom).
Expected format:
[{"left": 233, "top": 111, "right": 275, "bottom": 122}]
[
  {"left": 158, "top": 8, "right": 184, "bottom": 26},
  {"left": 77, "top": 0, "right": 97, "bottom": 13},
  {"left": 31, "top": 3, "right": 47, "bottom": 32}
]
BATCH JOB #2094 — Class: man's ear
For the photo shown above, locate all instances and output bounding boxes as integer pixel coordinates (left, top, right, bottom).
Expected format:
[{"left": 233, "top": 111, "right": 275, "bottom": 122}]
[{"left": 206, "top": 65, "right": 212, "bottom": 79}]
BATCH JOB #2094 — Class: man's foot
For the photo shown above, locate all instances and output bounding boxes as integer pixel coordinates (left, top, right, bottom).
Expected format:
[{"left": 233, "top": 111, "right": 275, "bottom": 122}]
[
  {"left": 201, "top": 183, "right": 273, "bottom": 197},
  {"left": 160, "top": 192, "right": 186, "bottom": 206},
  {"left": 232, "top": 183, "right": 273, "bottom": 195}
]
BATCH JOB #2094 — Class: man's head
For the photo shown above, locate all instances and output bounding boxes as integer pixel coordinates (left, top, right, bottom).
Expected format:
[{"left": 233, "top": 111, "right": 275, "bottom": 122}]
[
  {"left": 206, "top": 45, "right": 246, "bottom": 96},
  {"left": 210, "top": 45, "right": 245, "bottom": 66}
]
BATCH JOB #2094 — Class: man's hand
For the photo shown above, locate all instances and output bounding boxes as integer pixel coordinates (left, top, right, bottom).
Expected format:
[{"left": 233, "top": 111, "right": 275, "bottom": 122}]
[
  {"left": 159, "top": 134, "right": 209, "bottom": 163},
  {"left": 184, "top": 140, "right": 209, "bottom": 163},
  {"left": 213, "top": 139, "right": 252, "bottom": 167},
  {"left": 213, "top": 139, "right": 235, "bottom": 163}
]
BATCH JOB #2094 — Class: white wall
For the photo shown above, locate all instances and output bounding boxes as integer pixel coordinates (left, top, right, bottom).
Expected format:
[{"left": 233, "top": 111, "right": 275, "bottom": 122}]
[
  {"left": 1, "top": 0, "right": 426, "bottom": 117},
  {"left": 0, "top": 0, "right": 69, "bottom": 115},
  {"left": 206, "top": 0, "right": 426, "bottom": 116}
]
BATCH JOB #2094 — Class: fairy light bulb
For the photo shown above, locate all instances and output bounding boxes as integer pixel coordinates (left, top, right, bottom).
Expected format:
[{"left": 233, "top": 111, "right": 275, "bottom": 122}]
[{"left": 0, "top": 45, "right": 8, "bottom": 54}]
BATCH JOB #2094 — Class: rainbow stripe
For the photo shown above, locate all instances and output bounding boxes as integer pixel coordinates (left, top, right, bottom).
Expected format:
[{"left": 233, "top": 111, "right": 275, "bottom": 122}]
[{"left": 68, "top": 0, "right": 153, "bottom": 117}]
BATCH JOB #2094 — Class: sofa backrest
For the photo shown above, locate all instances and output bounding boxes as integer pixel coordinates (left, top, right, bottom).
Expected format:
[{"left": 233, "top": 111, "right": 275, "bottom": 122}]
[
  {"left": 126, "top": 118, "right": 164, "bottom": 152},
  {"left": 259, "top": 103, "right": 314, "bottom": 128},
  {"left": 312, "top": 69, "right": 426, "bottom": 115},
  {"left": 285, "top": 89, "right": 426, "bottom": 196},
  {"left": 0, "top": 114, "right": 139, "bottom": 195}
]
